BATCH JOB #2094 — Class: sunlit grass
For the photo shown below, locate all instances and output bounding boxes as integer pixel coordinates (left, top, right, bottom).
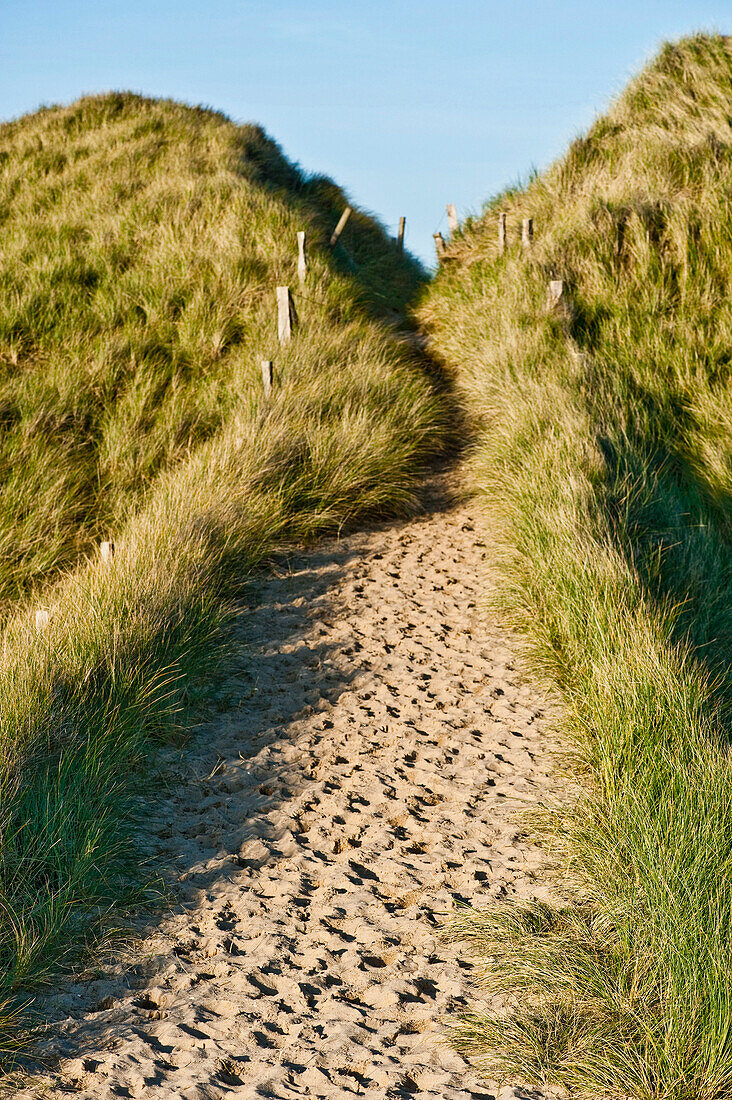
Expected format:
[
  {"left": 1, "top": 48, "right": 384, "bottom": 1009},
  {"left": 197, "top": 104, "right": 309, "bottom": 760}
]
[{"left": 421, "top": 32, "right": 732, "bottom": 1100}]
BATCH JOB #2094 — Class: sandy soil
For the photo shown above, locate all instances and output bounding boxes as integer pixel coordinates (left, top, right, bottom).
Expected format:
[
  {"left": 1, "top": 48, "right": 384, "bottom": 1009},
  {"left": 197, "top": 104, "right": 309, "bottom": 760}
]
[{"left": 18, "top": 473, "right": 557, "bottom": 1100}]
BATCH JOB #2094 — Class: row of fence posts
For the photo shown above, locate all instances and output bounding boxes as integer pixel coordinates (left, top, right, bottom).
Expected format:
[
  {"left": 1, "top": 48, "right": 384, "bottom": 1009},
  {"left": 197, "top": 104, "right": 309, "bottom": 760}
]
[
  {"left": 433, "top": 209, "right": 566, "bottom": 315},
  {"left": 264, "top": 202, "right": 364, "bottom": 398},
  {"left": 435, "top": 210, "right": 534, "bottom": 261},
  {"left": 266, "top": 201, "right": 415, "bottom": 397},
  {"left": 432, "top": 206, "right": 563, "bottom": 354}
]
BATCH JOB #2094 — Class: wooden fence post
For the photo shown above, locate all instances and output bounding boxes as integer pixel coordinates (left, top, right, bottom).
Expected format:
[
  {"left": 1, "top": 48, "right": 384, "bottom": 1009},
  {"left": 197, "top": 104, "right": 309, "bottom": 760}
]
[
  {"left": 330, "top": 206, "right": 352, "bottom": 247},
  {"left": 522, "top": 217, "right": 533, "bottom": 249},
  {"left": 548, "top": 279, "right": 573, "bottom": 322},
  {"left": 616, "top": 217, "right": 626, "bottom": 259},
  {"left": 297, "top": 231, "right": 307, "bottom": 284},
  {"left": 446, "top": 204, "right": 459, "bottom": 235},
  {"left": 276, "top": 286, "right": 296, "bottom": 344},
  {"left": 547, "top": 279, "right": 564, "bottom": 307},
  {"left": 100, "top": 540, "right": 115, "bottom": 563},
  {"left": 261, "top": 359, "right": 273, "bottom": 396},
  {"left": 397, "top": 216, "right": 406, "bottom": 254},
  {"left": 498, "top": 212, "right": 507, "bottom": 255},
  {"left": 433, "top": 232, "right": 447, "bottom": 261}
]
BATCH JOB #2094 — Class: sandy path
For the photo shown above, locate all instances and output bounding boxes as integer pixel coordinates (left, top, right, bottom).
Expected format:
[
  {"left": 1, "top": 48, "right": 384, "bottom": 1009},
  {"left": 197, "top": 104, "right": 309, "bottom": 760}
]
[{"left": 21, "top": 473, "right": 556, "bottom": 1100}]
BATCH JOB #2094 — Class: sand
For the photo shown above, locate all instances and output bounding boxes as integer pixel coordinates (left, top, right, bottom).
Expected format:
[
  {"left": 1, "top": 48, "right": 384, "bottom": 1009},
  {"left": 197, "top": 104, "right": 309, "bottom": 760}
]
[{"left": 18, "top": 472, "right": 557, "bottom": 1100}]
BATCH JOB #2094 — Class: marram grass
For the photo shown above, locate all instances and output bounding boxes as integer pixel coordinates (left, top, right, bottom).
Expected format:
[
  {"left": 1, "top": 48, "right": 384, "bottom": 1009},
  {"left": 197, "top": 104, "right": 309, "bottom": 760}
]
[
  {"left": 0, "top": 92, "right": 449, "bottom": 1051},
  {"left": 421, "top": 32, "right": 732, "bottom": 1100}
]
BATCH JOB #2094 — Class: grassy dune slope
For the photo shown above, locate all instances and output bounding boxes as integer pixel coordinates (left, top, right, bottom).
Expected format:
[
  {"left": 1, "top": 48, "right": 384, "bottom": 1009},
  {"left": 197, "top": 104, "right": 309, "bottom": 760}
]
[
  {"left": 0, "top": 92, "right": 427, "bottom": 609},
  {"left": 421, "top": 34, "right": 732, "bottom": 1100},
  {"left": 0, "top": 93, "right": 448, "bottom": 1049}
]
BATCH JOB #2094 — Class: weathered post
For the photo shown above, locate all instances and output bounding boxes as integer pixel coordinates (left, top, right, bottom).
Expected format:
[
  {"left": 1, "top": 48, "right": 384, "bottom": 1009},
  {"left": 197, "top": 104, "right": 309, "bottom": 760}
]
[
  {"left": 498, "top": 212, "right": 507, "bottom": 255},
  {"left": 433, "top": 232, "right": 447, "bottom": 261},
  {"left": 547, "top": 279, "right": 564, "bottom": 307},
  {"left": 276, "top": 286, "right": 296, "bottom": 344},
  {"left": 297, "top": 231, "right": 307, "bottom": 284},
  {"left": 330, "top": 206, "right": 352, "bottom": 247},
  {"left": 100, "top": 540, "right": 115, "bottom": 563},
  {"left": 548, "top": 279, "right": 573, "bottom": 323},
  {"left": 261, "top": 359, "right": 274, "bottom": 397},
  {"left": 522, "top": 217, "right": 533, "bottom": 249},
  {"left": 616, "top": 216, "right": 626, "bottom": 259},
  {"left": 397, "top": 216, "right": 406, "bottom": 254},
  {"left": 446, "top": 204, "right": 459, "bottom": 235}
]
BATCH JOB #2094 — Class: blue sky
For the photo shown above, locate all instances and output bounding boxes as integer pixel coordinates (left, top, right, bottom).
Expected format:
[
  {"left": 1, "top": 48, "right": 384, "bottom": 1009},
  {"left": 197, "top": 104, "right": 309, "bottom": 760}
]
[{"left": 1, "top": 1, "right": 729, "bottom": 262}]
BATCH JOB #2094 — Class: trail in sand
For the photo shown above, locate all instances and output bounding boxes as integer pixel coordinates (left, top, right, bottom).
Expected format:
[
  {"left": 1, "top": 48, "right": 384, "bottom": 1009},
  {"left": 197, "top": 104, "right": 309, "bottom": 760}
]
[{"left": 21, "top": 473, "right": 556, "bottom": 1100}]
